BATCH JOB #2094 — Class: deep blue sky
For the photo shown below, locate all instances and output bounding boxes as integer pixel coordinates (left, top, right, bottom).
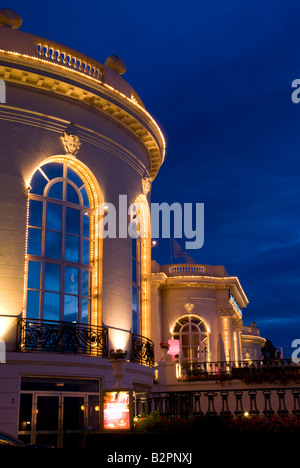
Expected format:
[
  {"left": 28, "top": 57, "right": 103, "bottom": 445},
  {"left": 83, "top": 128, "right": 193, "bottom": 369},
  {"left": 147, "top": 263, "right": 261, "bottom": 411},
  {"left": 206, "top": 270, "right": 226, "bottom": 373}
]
[{"left": 7, "top": 0, "right": 300, "bottom": 356}]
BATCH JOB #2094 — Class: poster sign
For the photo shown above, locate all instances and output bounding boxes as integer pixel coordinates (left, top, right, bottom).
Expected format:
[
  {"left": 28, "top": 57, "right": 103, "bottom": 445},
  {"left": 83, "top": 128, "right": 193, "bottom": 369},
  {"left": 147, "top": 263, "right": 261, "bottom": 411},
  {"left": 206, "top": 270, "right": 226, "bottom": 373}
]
[{"left": 101, "top": 389, "right": 133, "bottom": 431}]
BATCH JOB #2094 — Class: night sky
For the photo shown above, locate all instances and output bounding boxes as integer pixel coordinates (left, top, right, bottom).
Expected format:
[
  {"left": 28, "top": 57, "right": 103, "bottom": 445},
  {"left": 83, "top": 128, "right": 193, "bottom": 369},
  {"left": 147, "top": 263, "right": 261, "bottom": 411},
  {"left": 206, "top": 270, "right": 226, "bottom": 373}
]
[{"left": 5, "top": 0, "right": 300, "bottom": 356}]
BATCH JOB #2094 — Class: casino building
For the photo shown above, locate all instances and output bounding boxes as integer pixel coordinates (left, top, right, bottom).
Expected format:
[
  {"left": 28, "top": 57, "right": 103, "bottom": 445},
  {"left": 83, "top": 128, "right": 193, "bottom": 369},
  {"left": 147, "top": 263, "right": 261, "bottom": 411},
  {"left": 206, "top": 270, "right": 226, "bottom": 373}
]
[{"left": 0, "top": 10, "right": 265, "bottom": 447}]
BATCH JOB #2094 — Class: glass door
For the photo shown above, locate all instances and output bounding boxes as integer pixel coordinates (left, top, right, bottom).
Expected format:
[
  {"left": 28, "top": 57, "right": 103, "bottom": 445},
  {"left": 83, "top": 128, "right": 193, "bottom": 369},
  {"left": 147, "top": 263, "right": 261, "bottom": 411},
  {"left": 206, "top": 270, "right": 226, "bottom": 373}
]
[
  {"left": 62, "top": 395, "right": 85, "bottom": 448},
  {"left": 35, "top": 395, "right": 60, "bottom": 448}
]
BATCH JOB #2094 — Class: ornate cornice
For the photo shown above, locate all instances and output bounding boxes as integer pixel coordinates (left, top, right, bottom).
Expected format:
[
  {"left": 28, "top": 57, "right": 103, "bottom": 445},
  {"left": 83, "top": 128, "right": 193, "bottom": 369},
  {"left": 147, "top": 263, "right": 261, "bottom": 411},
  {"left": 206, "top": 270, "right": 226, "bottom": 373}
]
[{"left": 0, "top": 40, "right": 165, "bottom": 179}]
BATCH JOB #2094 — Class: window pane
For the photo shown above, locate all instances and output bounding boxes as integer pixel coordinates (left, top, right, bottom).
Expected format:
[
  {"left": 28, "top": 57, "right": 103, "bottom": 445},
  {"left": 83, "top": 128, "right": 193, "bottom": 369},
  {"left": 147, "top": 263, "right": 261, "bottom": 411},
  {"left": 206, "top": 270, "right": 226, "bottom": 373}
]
[
  {"left": 45, "top": 263, "right": 61, "bottom": 292},
  {"left": 47, "top": 203, "right": 62, "bottom": 231},
  {"left": 132, "top": 237, "right": 136, "bottom": 258},
  {"left": 81, "top": 298, "right": 89, "bottom": 324},
  {"left": 82, "top": 239, "right": 90, "bottom": 265},
  {"left": 191, "top": 334, "right": 199, "bottom": 346},
  {"left": 41, "top": 162, "right": 63, "bottom": 180},
  {"left": 28, "top": 200, "right": 43, "bottom": 227},
  {"left": 132, "top": 286, "right": 137, "bottom": 311},
  {"left": 28, "top": 228, "right": 42, "bottom": 256},
  {"left": 132, "top": 310, "right": 138, "bottom": 335},
  {"left": 26, "top": 290, "right": 40, "bottom": 319},
  {"left": 65, "top": 267, "right": 78, "bottom": 295},
  {"left": 67, "top": 167, "right": 84, "bottom": 188},
  {"left": 182, "top": 335, "right": 190, "bottom": 346},
  {"left": 48, "top": 182, "right": 63, "bottom": 200},
  {"left": 44, "top": 292, "right": 60, "bottom": 321},
  {"left": 132, "top": 258, "right": 137, "bottom": 283},
  {"left": 64, "top": 295, "right": 78, "bottom": 322},
  {"left": 83, "top": 213, "right": 90, "bottom": 238},
  {"left": 28, "top": 261, "right": 41, "bottom": 289},
  {"left": 30, "top": 170, "right": 48, "bottom": 195},
  {"left": 65, "top": 235, "right": 79, "bottom": 263},
  {"left": 80, "top": 186, "right": 90, "bottom": 208},
  {"left": 82, "top": 270, "right": 91, "bottom": 297},
  {"left": 66, "top": 207, "right": 79, "bottom": 235},
  {"left": 67, "top": 184, "right": 79, "bottom": 204},
  {"left": 46, "top": 231, "right": 62, "bottom": 259}
]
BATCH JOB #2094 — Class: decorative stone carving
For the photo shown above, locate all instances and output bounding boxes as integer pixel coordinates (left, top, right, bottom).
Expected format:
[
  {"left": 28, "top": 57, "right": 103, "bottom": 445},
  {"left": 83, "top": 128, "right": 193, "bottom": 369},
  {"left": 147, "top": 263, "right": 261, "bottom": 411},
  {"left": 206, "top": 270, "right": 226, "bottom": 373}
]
[
  {"left": 184, "top": 303, "right": 194, "bottom": 314},
  {"left": 217, "top": 305, "right": 232, "bottom": 317},
  {"left": 60, "top": 126, "right": 81, "bottom": 156},
  {"left": 142, "top": 177, "right": 152, "bottom": 196},
  {"left": 0, "top": 9, "right": 22, "bottom": 29},
  {"left": 105, "top": 55, "right": 126, "bottom": 75}
]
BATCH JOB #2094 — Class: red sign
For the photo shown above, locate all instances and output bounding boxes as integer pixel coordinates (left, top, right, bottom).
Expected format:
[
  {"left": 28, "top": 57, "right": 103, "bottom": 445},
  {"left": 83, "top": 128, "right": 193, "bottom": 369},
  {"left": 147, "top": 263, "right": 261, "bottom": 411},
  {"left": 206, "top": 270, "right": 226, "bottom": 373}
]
[{"left": 101, "top": 389, "right": 132, "bottom": 431}]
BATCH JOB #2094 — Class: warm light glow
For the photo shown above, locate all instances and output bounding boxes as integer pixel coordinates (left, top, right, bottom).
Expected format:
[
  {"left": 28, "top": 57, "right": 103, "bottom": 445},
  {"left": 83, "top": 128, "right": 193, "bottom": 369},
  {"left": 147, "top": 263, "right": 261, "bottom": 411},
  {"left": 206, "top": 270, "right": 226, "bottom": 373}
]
[
  {"left": 102, "top": 391, "right": 130, "bottom": 431},
  {"left": 175, "top": 363, "right": 181, "bottom": 379},
  {"left": 167, "top": 339, "right": 180, "bottom": 356},
  {"left": 109, "top": 329, "right": 130, "bottom": 352},
  {"left": 0, "top": 316, "right": 16, "bottom": 339}
]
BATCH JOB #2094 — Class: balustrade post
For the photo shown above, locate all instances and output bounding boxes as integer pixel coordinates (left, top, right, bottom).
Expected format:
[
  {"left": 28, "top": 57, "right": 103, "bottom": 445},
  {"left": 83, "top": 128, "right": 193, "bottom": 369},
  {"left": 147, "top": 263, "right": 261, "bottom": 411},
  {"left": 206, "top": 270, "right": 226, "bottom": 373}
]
[
  {"left": 193, "top": 392, "right": 203, "bottom": 416},
  {"left": 292, "top": 389, "right": 300, "bottom": 419},
  {"left": 220, "top": 391, "right": 231, "bottom": 417},
  {"left": 262, "top": 389, "right": 274, "bottom": 417},
  {"left": 277, "top": 389, "right": 288, "bottom": 416},
  {"left": 234, "top": 390, "right": 244, "bottom": 416},
  {"left": 248, "top": 390, "right": 259, "bottom": 416},
  {"left": 205, "top": 391, "right": 217, "bottom": 416}
]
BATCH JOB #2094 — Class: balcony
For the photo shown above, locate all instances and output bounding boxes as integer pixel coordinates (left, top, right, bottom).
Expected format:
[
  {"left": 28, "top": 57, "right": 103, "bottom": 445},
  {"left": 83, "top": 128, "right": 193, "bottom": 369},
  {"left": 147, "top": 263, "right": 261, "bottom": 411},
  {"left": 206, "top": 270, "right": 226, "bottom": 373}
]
[
  {"left": 16, "top": 318, "right": 155, "bottom": 367},
  {"left": 177, "top": 359, "right": 300, "bottom": 384}
]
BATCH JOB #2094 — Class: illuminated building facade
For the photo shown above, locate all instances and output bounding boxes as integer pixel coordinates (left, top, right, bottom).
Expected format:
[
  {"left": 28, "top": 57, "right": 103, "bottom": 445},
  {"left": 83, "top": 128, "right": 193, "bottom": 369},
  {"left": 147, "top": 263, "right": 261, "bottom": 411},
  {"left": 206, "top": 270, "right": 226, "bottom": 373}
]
[
  {"left": 0, "top": 11, "right": 163, "bottom": 446},
  {"left": 151, "top": 262, "right": 266, "bottom": 389},
  {"left": 0, "top": 10, "right": 266, "bottom": 446}
]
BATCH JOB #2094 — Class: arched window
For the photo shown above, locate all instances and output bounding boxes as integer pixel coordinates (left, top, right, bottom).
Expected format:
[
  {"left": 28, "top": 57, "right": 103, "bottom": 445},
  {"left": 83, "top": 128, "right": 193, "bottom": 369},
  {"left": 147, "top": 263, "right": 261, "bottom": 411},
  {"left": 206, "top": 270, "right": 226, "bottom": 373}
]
[
  {"left": 130, "top": 195, "right": 151, "bottom": 338},
  {"left": 172, "top": 315, "right": 209, "bottom": 363},
  {"left": 24, "top": 158, "right": 101, "bottom": 325}
]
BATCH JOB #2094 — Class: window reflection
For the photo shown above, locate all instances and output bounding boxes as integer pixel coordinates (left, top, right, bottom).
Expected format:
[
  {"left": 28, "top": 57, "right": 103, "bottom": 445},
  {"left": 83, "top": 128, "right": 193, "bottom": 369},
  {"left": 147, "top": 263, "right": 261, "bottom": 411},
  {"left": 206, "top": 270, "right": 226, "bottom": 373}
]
[
  {"left": 64, "top": 295, "right": 78, "bottom": 322},
  {"left": 44, "top": 292, "right": 60, "bottom": 321},
  {"left": 65, "top": 267, "right": 78, "bottom": 295},
  {"left": 47, "top": 203, "right": 62, "bottom": 231},
  {"left": 48, "top": 182, "right": 63, "bottom": 200},
  {"left": 65, "top": 235, "right": 79, "bottom": 263},
  {"left": 46, "top": 231, "right": 62, "bottom": 259},
  {"left": 28, "top": 261, "right": 41, "bottom": 289},
  {"left": 28, "top": 200, "right": 43, "bottom": 227},
  {"left": 28, "top": 228, "right": 42, "bottom": 256},
  {"left": 26, "top": 290, "right": 40, "bottom": 319},
  {"left": 45, "top": 263, "right": 61, "bottom": 292},
  {"left": 67, "top": 184, "right": 79, "bottom": 204},
  {"left": 66, "top": 208, "right": 79, "bottom": 235}
]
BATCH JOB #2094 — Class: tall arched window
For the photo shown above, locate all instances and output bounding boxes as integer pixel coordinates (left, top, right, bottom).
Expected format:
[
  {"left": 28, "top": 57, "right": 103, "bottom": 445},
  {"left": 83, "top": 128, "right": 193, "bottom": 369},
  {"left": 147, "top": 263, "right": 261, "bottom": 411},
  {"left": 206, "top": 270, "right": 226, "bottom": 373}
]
[
  {"left": 24, "top": 158, "right": 102, "bottom": 326},
  {"left": 172, "top": 315, "right": 209, "bottom": 363},
  {"left": 130, "top": 195, "right": 151, "bottom": 338}
]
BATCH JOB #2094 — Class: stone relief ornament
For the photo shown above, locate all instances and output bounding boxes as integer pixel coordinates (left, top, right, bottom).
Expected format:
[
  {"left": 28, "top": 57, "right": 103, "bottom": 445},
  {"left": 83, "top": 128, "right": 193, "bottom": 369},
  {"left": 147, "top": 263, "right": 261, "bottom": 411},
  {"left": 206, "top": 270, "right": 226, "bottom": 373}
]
[
  {"left": 184, "top": 303, "right": 194, "bottom": 314},
  {"left": 142, "top": 177, "right": 152, "bottom": 196},
  {"left": 61, "top": 131, "right": 81, "bottom": 156}
]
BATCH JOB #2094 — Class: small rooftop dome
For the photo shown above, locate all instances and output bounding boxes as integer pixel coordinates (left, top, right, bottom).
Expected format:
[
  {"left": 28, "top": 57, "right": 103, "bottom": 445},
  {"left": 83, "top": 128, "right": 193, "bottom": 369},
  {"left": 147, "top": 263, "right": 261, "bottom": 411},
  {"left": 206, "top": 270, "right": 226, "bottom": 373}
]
[{"left": 0, "top": 8, "right": 22, "bottom": 29}]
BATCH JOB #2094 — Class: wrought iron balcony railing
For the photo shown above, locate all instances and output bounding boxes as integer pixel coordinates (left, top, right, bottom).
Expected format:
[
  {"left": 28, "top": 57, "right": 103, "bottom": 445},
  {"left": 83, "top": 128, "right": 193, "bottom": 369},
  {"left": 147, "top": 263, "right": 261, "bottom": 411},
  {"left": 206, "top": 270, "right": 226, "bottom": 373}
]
[
  {"left": 17, "top": 318, "right": 108, "bottom": 357},
  {"left": 177, "top": 359, "right": 300, "bottom": 382},
  {"left": 131, "top": 333, "right": 155, "bottom": 368},
  {"left": 16, "top": 319, "right": 155, "bottom": 367}
]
